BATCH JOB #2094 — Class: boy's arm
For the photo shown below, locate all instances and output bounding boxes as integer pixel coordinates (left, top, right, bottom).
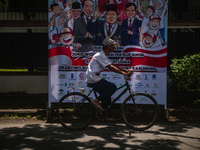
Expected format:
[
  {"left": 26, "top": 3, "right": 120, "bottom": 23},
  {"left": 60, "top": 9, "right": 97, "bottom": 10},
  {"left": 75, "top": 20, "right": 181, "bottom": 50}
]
[
  {"left": 107, "top": 64, "right": 133, "bottom": 76},
  {"left": 137, "top": 0, "right": 142, "bottom": 13},
  {"left": 139, "top": 27, "right": 143, "bottom": 42},
  {"left": 161, "top": 0, "right": 168, "bottom": 17},
  {"left": 149, "top": 0, "right": 153, "bottom": 6}
]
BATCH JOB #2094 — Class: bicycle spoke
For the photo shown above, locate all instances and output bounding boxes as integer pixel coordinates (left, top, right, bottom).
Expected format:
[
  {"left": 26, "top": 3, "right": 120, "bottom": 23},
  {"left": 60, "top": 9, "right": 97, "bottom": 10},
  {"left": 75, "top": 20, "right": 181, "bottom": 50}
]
[
  {"left": 121, "top": 93, "right": 159, "bottom": 131},
  {"left": 57, "top": 92, "right": 93, "bottom": 130}
]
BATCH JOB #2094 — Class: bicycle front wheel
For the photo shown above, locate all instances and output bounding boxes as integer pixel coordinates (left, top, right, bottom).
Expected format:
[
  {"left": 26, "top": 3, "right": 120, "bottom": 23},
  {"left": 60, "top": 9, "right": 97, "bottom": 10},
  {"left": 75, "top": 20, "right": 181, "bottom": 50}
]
[
  {"left": 121, "top": 92, "right": 159, "bottom": 131},
  {"left": 57, "top": 92, "right": 94, "bottom": 130}
]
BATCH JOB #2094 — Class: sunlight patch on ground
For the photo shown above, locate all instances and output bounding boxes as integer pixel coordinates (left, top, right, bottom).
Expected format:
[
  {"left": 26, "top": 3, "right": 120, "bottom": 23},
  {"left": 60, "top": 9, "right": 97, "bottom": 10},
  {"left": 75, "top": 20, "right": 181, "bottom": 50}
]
[
  {"left": 104, "top": 142, "right": 120, "bottom": 148},
  {"left": 61, "top": 134, "right": 105, "bottom": 143},
  {"left": 25, "top": 136, "right": 43, "bottom": 141}
]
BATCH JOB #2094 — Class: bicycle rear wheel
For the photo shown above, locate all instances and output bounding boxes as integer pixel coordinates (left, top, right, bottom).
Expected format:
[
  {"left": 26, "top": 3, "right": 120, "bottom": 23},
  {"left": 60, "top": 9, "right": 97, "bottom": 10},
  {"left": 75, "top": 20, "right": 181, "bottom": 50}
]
[
  {"left": 121, "top": 92, "right": 159, "bottom": 131},
  {"left": 57, "top": 92, "right": 93, "bottom": 130}
]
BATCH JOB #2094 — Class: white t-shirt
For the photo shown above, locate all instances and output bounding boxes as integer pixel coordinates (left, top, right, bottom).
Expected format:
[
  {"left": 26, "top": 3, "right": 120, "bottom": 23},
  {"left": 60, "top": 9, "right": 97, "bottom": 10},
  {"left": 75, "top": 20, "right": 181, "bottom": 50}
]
[
  {"left": 85, "top": 51, "right": 112, "bottom": 83},
  {"left": 141, "top": 13, "right": 150, "bottom": 34}
]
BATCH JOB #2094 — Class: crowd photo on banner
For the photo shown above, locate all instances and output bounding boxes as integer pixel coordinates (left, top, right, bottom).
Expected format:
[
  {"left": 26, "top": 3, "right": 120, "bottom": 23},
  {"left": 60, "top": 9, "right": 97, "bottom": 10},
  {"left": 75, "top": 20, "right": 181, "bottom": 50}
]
[{"left": 48, "top": 0, "right": 168, "bottom": 107}]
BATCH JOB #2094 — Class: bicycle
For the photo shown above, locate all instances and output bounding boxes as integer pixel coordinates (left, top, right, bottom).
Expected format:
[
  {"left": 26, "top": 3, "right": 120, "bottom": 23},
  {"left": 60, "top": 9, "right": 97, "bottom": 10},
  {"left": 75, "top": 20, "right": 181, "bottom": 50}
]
[{"left": 57, "top": 75, "right": 159, "bottom": 131}]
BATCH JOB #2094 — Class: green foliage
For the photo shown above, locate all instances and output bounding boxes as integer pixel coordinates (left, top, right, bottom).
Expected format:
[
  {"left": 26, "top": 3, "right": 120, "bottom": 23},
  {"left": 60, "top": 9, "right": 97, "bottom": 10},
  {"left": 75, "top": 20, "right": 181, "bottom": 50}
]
[
  {"left": 170, "top": 53, "right": 200, "bottom": 104},
  {"left": 14, "top": 114, "right": 18, "bottom": 118},
  {"left": 4, "top": 113, "right": 9, "bottom": 118},
  {"left": 193, "top": 99, "right": 200, "bottom": 106},
  {"left": 36, "top": 114, "right": 42, "bottom": 119},
  {"left": 26, "top": 115, "right": 31, "bottom": 119}
]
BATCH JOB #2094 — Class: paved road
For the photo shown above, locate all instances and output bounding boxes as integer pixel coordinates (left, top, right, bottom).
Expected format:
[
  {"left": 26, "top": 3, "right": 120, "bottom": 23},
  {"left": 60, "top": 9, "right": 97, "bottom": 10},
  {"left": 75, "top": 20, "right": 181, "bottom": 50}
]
[{"left": 0, "top": 119, "right": 200, "bottom": 150}]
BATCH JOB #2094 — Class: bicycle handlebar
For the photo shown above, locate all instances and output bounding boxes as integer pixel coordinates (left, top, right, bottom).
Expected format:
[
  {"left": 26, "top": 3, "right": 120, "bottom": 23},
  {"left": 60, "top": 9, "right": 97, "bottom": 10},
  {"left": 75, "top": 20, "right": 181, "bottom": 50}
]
[
  {"left": 124, "top": 69, "right": 134, "bottom": 81},
  {"left": 124, "top": 75, "right": 132, "bottom": 81}
]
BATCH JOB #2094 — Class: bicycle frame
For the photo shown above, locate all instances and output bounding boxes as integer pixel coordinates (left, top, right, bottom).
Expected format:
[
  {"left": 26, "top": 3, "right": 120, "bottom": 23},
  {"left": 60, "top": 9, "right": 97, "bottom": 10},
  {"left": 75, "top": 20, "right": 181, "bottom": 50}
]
[{"left": 87, "top": 79, "right": 132, "bottom": 111}]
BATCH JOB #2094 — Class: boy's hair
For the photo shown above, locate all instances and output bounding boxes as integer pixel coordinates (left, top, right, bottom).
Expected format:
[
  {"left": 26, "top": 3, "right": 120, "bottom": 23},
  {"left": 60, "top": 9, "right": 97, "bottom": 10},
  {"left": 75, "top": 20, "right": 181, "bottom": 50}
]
[
  {"left": 146, "top": 6, "right": 155, "bottom": 13},
  {"left": 125, "top": 3, "right": 137, "bottom": 10},
  {"left": 51, "top": 3, "right": 59, "bottom": 10},
  {"left": 82, "top": 0, "right": 93, "bottom": 8},
  {"left": 143, "top": 33, "right": 156, "bottom": 42}
]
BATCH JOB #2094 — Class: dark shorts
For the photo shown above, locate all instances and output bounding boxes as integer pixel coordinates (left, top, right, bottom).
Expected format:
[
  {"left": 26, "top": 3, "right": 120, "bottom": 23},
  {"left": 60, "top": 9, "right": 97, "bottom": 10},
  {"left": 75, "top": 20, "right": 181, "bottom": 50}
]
[{"left": 87, "top": 79, "right": 117, "bottom": 108}]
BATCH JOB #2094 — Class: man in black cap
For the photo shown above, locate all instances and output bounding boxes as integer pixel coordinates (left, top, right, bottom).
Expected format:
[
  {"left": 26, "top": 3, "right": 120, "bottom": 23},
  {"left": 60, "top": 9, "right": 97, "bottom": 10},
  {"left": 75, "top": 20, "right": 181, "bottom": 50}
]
[
  {"left": 66, "top": 2, "right": 81, "bottom": 30},
  {"left": 92, "top": 4, "right": 129, "bottom": 46}
]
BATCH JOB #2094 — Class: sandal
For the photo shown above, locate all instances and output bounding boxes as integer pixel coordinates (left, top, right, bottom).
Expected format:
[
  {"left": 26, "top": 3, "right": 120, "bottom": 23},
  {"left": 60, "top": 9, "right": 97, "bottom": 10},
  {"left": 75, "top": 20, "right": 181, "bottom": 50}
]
[{"left": 91, "top": 100, "right": 104, "bottom": 111}]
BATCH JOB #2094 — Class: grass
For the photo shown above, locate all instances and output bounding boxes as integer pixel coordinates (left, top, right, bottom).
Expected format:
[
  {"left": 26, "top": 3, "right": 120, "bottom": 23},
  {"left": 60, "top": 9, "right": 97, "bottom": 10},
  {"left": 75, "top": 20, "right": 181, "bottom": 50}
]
[
  {"left": 1, "top": 113, "right": 43, "bottom": 120},
  {"left": 0, "top": 68, "right": 28, "bottom": 72},
  {"left": 4, "top": 113, "right": 10, "bottom": 118},
  {"left": 26, "top": 115, "right": 31, "bottom": 119},
  {"left": 36, "top": 114, "right": 42, "bottom": 119},
  {"left": 14, "top": 114, "right": 18, "bottom": 118},
  {"left": 0, "top": 68, "right": 41, "bottom": 72}
]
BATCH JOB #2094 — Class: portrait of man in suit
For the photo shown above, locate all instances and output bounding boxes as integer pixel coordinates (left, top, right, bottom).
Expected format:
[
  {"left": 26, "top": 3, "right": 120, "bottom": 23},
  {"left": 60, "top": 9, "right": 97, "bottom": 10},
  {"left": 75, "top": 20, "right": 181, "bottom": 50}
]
[
  {"left": 122, "top": 3, "right": 142, "bottom": 46},
  {"left": 73, "top": 0, "right": 96, "bottom": 52},
  {"left": 66, "top": 2, "right": 81, "bottom": 30},
  {"left": 92, "top": 4, "right": 129, "bottom": 46}
]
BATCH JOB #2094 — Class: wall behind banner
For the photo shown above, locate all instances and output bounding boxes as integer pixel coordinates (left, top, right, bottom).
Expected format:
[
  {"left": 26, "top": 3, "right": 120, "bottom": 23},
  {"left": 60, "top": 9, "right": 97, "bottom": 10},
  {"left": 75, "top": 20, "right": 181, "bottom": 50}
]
[{"left": 48, "top": 0, "right": 168, "bottom": 108}]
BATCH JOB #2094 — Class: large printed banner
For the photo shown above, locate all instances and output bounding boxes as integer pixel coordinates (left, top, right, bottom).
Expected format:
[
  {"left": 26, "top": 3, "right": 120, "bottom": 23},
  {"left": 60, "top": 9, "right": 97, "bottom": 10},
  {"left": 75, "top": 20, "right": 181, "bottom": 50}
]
[{"left": 48, "top": 0, "right": 168, "bottom": 108}]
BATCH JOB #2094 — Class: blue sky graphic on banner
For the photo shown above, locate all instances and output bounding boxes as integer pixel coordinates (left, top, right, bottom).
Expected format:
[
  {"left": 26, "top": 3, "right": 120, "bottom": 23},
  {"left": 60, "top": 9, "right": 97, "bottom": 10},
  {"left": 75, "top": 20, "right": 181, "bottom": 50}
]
[{"left": 48, "top": 0, "right": 168, "bottom": 108}]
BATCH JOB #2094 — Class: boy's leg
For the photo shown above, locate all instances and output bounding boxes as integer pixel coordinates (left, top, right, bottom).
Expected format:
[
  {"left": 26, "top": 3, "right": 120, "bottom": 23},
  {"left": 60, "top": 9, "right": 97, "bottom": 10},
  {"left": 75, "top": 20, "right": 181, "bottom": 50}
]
[{"left": 87, "top": 79, "right": 117, "bottom": 108}]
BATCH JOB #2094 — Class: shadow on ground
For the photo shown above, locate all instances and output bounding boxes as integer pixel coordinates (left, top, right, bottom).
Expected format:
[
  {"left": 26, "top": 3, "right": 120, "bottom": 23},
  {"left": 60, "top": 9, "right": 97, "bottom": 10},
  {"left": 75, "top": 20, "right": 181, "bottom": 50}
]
[{"left": 0, "top": 120, "right": 200, "bottom": 150}]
